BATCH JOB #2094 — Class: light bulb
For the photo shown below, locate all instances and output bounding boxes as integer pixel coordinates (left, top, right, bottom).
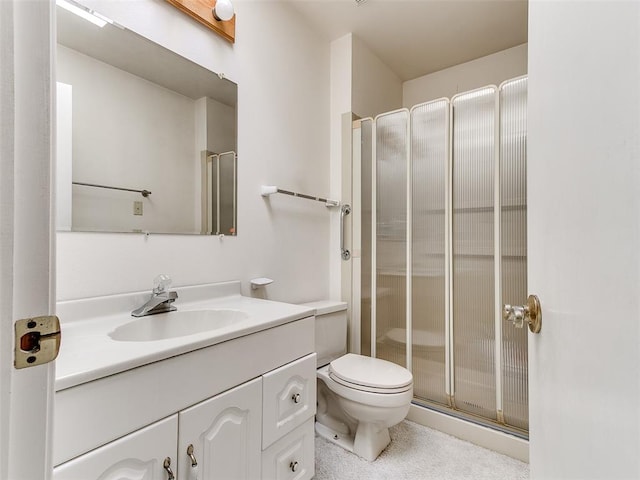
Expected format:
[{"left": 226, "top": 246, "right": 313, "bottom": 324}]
[{"left": 213, "top": 0, "right": 234, "bottom": 22}]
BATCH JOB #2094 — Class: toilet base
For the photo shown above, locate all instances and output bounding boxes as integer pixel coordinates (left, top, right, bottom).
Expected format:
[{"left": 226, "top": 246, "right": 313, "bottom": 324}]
[
  {"left": 315, "top": 421, "right": 391, "bottom": 462},
  {"left": 316, "top": 421, "right": 355, "bottom": 453},
  {"left": 353, "top": 422, "right": 391, "bottom": 461}
]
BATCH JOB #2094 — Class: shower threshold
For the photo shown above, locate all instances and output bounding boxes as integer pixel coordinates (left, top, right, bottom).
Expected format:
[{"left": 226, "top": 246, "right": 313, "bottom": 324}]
[{"left": 408, "top": 400, "right": 529, "bottom": 462}]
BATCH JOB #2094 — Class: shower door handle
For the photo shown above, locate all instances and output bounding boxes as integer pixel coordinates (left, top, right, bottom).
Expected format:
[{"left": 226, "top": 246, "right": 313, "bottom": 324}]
[
  {"left": 503, "top": 294, "right": 542, "bottom": 333},
  {"left": 340, "top": 204, "right": 351, "bottom": 261}
]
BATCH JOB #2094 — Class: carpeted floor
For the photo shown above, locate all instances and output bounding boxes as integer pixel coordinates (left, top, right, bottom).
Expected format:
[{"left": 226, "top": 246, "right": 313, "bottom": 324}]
[{"left": 314, "top": 420, "right": 529, "bottom": 480}]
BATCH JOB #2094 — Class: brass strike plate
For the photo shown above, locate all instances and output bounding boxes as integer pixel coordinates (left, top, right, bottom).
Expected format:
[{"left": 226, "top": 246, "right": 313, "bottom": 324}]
[{"left": 14, "top": 315, "right": 61, "bottom": 369}]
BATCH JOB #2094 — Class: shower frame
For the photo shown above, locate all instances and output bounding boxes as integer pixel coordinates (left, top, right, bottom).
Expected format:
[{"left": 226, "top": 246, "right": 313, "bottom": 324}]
[{"left": 350, "top": 77, "right": 528, "bottom": 436}]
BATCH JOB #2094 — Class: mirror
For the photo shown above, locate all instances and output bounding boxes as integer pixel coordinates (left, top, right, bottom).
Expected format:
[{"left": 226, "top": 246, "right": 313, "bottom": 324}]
[{"left": 55, "top": 3, "right": 237, "bottom": 235}]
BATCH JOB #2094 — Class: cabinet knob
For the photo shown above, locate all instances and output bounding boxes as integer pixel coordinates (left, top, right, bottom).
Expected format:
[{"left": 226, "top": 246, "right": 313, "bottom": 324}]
[
  {"left": 291, "top": 393, "right": 301, "bottom": 404},
  {"left": 290, "top": 461, "right": 299, "bottom": 472}
]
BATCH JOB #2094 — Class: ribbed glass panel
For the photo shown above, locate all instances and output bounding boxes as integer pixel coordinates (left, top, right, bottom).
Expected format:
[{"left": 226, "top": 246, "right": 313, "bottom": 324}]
[
  {"left": 375, "top": 110, "right": 408, "bottom": 367},
  {"left": 500, "top": 77, "right": 528, "bottom": 431},
  {"left": 410, "top": 100, "right": 448, "bottom": 405},
  {"left": 216, "top": 152, "right": 236, "bottom": 235},
  {"left": 360, "top": 119, "right": 373, "bottom": 357},
  {"left": 452, "top": 87, "right": 497, "bottom": 420}
]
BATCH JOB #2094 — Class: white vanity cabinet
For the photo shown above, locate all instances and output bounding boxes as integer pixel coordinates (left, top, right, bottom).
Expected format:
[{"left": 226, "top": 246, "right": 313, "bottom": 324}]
[
  {"left": 178, "top": 378, "right": 262, "bottom": 480},
  {"left": 53, "top": 314, "right": 316, "bottom": 480},
  {"left": 53, "top": 415, "right": 178, "bottom": 480},
  {"left": 54, "top": 378, "right": 264, "bottom": 480}
]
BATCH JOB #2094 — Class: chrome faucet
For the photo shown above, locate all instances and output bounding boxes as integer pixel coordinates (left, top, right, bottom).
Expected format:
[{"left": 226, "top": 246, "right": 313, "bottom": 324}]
[{"left": 131, "top": 274, "right": 178, "bottom": 317}]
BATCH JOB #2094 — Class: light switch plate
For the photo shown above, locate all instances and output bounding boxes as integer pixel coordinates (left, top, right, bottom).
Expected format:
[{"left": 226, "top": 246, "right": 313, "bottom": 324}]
[{"left": 134, "top": 201, "right": 143, "bottom": 215}]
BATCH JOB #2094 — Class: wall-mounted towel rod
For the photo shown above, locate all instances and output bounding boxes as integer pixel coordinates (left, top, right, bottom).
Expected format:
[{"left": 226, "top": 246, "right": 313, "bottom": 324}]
[
  {"left": 72, "top": 181, "right": 152, "bottom": 197},
  {"left": 261, "top": 185, "right": 339, "bottom": 207}
]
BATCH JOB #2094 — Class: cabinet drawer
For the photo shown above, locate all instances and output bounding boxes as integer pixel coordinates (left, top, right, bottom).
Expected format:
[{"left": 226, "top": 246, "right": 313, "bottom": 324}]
[
  {"left": 262, "top": 353, "right": 316, "bottom": 448},
  {"left": 53, "top": 415, "right": 178, "bottom": 480},
  {"left": 261, "top": 419, "right": 315, "bottom": 480}
]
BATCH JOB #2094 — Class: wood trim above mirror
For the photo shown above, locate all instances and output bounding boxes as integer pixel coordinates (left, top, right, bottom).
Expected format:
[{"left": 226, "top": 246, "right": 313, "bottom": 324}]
[{"left": 165, "top": 0, "right": 235, "bottom": 43}]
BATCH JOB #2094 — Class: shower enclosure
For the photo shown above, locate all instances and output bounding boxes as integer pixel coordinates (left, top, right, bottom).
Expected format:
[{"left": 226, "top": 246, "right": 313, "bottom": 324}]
[{"left": 353, "top": 77, "right": 528, "bottom": 435}]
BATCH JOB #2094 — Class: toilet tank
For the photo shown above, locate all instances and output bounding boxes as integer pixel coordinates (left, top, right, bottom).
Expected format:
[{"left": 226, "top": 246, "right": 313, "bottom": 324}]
[{"left": 300, "top": 301, "right": 348, "bottom": 368}]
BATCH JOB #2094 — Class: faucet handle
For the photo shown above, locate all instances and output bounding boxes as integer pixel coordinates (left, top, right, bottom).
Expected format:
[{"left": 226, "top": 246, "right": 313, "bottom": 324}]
[{"left": 153, "top": 274, "right": 173, "bottom": 294}]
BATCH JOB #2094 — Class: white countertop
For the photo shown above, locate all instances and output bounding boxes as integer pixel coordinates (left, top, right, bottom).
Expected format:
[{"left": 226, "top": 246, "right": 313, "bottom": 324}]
[{"left": 55, "top": 282, "right": 314, "bottom": 391}]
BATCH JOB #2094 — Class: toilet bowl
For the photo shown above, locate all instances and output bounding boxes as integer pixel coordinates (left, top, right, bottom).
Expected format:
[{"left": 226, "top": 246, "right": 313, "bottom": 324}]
[
  {"left": 302, "top": 301, "right": 414, "bottom": 461},
  {"left": 317, "top": 354, "right": 413, "bottom": 461}
]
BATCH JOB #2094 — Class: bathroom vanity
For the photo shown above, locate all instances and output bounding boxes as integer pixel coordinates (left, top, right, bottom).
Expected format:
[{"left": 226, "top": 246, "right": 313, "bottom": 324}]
[{"left": 53, "top": 282, "right": 316, "bottom": 480}]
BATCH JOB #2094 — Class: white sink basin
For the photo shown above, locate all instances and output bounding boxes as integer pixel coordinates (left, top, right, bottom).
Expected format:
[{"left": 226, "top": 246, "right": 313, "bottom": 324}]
[{"left": 109, "top": 309, "right": 249, "bottom": 342}]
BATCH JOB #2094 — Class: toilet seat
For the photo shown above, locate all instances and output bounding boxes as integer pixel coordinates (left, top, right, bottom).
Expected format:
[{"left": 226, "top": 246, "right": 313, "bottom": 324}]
[
  {"left": 329, "top": 354, "right": 413, "bottom": 394},
  {"left": 318, "top": 365, "right": 413, "bottom": 409}
]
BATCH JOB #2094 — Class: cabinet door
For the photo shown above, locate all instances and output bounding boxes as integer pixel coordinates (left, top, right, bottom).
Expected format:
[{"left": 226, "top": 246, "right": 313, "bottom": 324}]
[
  {"left": 178, "top": 377, "right": 262, "bottom": 480},
  {"left": 53, "top": 415, "right": 178, "bottom": 480}
]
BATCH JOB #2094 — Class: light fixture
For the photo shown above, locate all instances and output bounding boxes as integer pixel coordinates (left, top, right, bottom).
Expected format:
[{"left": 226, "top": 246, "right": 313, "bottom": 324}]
[
  {"left": 212, "top": 0, "right": 234, "bottom": 22},
  {"left": 56, "top": 0, "right": 113, "bottom": 28}
]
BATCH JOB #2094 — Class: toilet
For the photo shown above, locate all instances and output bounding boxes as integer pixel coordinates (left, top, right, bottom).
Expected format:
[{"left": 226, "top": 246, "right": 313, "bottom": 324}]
[{"left": 302, "top": 301, "right": 413, "bottom": 461}]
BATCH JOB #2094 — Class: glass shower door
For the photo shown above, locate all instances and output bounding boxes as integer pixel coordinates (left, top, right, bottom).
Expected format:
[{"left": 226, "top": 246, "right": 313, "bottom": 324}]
[
  {"left": 374, "top": 109, "right": 409, "bottom": 367},
  {"left": 410, "top": 99, "right": 450, "bottom": 406},
  {"left": 500, "top": 77, "right": 528, "bottom": 430},
  {"left": 354, "top": 76, "right": 529, "bottom": 434},
  {"left": 451, "top": 86, "right": 499, "bottom": 421}
]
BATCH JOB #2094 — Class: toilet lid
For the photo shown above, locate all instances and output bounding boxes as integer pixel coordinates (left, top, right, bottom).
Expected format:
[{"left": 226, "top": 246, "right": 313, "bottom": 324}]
[{"left": 329, "top": 354, "right": 413, "bottom": 392}]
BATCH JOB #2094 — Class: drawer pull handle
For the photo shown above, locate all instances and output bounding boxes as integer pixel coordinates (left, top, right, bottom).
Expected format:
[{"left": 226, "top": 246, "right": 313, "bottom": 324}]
[
  {"left": 187, "top": 444, "right": 198, "bottom": 467},
  {"left": 163, "top": 457, "right": 175, "bottom": 480},
  {"left": 291, "top": 393, "right": 301, "bottom": 404},
  {"left": 290, "top": 461, "right": 299, "bottom": 472}
]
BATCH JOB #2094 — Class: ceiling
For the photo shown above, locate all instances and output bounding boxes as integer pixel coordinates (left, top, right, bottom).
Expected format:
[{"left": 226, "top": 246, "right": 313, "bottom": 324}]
[{"left": 285, "top": 0, "right": 528, "bottom": 81}]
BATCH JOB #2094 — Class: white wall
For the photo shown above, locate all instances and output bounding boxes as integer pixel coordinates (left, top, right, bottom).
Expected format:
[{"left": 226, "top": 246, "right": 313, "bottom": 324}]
[
  {"left": 56, "top": 82, "right": 73, "bottom": 232},
  {"left": 352, "top": 36, "right": 403, "bottom": 118},
  {"left": 205, "top": 97, "right": 236, "bottom": 154},
  {"left": 329, "top": 34, "right": 353, "bottom": 301},
  {"left": 57, "top": 0, "right": 330, "bottom": 302},
  {"left": 57, "top": 45, "right": 198, "bottom": 234},
  {"left": 329, "top": 34, "right": 403, "bottom": 301},
  {"left": 403, "top": 44, "right": 527, "bottom": 107}
]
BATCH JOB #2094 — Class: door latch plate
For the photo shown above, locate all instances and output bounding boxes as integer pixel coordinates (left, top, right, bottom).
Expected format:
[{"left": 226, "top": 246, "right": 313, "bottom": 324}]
[{"left": 14, "top": 315, "right": 61, "bottom": 369}]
